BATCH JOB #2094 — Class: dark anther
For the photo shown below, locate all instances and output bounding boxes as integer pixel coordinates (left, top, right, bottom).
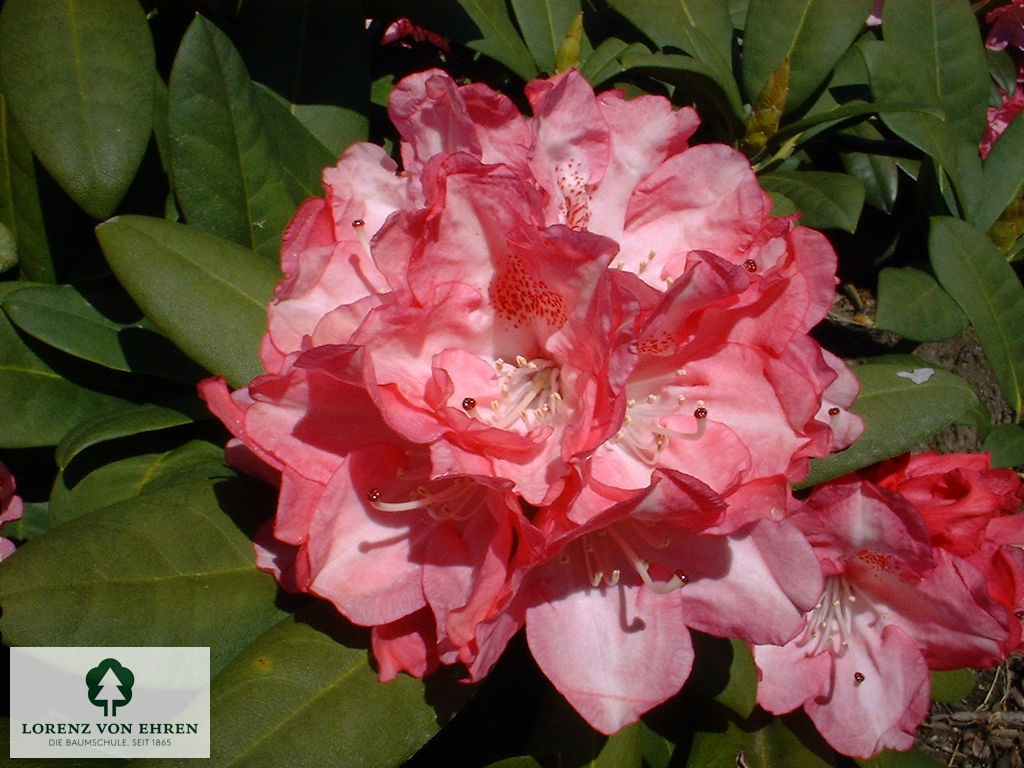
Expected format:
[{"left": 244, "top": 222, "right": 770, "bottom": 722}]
[
  {"left": 743, "top": 259, "right": 757, "bottom": 272},
  {"left": 352, "top": 218, "right": 365, "bottom": 228},
  {"left": 674, "top": 570, "right": 688, "bottom": 585},
  {"left": 462, "top": 397, "right": 477, "bottom": 410},
  {"left": 693, "top": 407, "right": 708, "bottom": 419},
  {"left": 367, "top": 488, "right": 382, "bottom": 502},
  {"left": 828, "top": 407, "right": 841, "bottom": 416},
  {"left": 854, "top": 672, "right": 865, "bottom": 686}
]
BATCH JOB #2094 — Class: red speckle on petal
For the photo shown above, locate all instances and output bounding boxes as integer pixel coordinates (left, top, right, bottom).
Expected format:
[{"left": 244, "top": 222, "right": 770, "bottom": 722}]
[
  {"left": 638, "top": 332, "right": 674, "bottom": 355},
  {"left": 490, "top": 254, "right": 567, "bottom": 329}
]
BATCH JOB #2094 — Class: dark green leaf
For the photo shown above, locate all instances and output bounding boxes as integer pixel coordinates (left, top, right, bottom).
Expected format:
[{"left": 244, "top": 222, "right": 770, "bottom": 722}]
[
  {"left": 173, "top": 604, "right": 466, "bottom": 768},
  {"left": 987, "top": 49, "right": 1018, "bottom": 99},
  {"left": 608, "top": 0, "right": 733, "bottom": 71},
  {"left": 757, "top": 171, "right": 864, "bottom": 232},
  {"left": 293, "top": 104, "right": 367, "bottom": 158},
  {"left": 639, "top": 720, "right": 674, "bottom": 768},
  {"left": 929, "top": 668, "right": 975, "bottom": 704},
  {"left": 976, "top": 112, "right": 1024, "bottom": 231},
  {"left": 881, "top": 0, "right": 988, "bottom": 145},
  {"left": 0, "top": 220, "right": 14, "bottom": 271},
  {"left": 855, "top": 747, "right": 945, "bottom": 768},
  {"left": 168, "top": 15, "right": 300, "bottom": 261},
  {"left": 579, "top": 39, "right": 651, "bottom": 88},
  {"left": 253, "top": 84, "right": 336, "bottom": 200},
  {"left": 50, "top": 441, "right": 226, "bottom": 526},
  {"left": 0, "top": 0, "right": 154, "bottom": 218},
  {"left": 511, "top": 0, "right": 582, "bottom": 74},
  {"left": 610, "top": 0, "right": 741, "bottom": 120},
  {"left": 95, "top": 215, "right": 279, "bottom": 388},
  {"left": 0, "top": 283, "right": 129, "bottom": 448},
  {"left": 0, "top": 440, "right": 286, "bottom": 674},
  {"left": 687, "top": 712, "right": 837, "bottom": 768},
  {"left": 56, "top": 399, "right": 210, "bottom": 469},
  {"left": 485, "top": 759, "right": 545, "bottom": 768},
  {"left": 775, "top": 100, "right": 943, "bottom": 148},
  {"left": 456, "top": 0, "right": 539, "bottom": 81},
  {"left": 874, "top": 267, "right": 969, "bottom": 342},
  {"left": 840, "top": 123, "right": 899, "bottom": 213},
  {"left": 801, "top": 358, "right": 979, "bottom": 487},
  {"left": 742, "top": 0, "right": 872, "bottom": 113},
  {"left": 592, "top": 722, "right": 642, "bottom": 768},
  {"left": 929, "top": 217, "right": 1024, "bottom": 418},
  {"left": 1, "top": 500, "right": 47, "bottom": 540},
  {"left": 983, "top": 424, "right": 1024, "bottom": 469},
  {"left": 0, "top": 94, "right": 53, "bottom": 282}
]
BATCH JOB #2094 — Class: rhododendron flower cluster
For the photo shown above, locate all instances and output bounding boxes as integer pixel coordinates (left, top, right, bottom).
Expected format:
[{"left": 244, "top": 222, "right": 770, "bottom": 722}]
[{"left": 200, "top": 68, "right": 1023, "bottom": 757}]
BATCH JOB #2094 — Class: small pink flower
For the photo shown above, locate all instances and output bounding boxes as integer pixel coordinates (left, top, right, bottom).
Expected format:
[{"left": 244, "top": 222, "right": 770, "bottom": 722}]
[
  {"left": 753, "top": 477, "right": 1008, "bottom": 758},
  {"left": 0, "top": 460, "right": 23, "bottom": 561}
]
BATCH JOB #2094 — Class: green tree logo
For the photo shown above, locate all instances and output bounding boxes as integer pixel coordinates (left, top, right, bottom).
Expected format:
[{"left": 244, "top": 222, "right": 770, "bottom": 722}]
[{"left": 85, "top": 658, "right": 134, "bottom": 716}]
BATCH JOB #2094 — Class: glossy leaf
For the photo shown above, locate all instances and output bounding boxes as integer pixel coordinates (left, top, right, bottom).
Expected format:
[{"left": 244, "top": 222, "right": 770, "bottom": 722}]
[
  {"left": 0, "top": 94, "right": 53, "bottom": 282},
  {"left": 293, "top": 104, "right": 368, "bottom": 158},
  {"left": 757, "top": 171, "right": 864, "bottom": 232},
  {"left": 511, "top": 0, "right": 581, "bottom": 74},
  {"left": 983, "top": 424, "right": 1024, "bottom": 469},
  {"left": 253, "top": 84, "right": 336, "bottom": 200},
  {"left": 49, "top": 442, "right": 228, "bottom": 527},
  {"left": 95, "top": 215, "right": 279, "bottom": 388},
  {"left": 855, "top": 748, "right": 944, "bottom": 768},
  {"left": 801, "top": 358, "right": 979, "bottom": 487},
  {"left": 607, "top": 0, "right": 733, "bottom": 73},
  {"left": 580, "top": 38, "right": 645, "bottom": 87},
  {"left": 929, "top": 668, "right": 975, "bottom": 704},
  {"left": 0, "top": 0, "right": 154, "bottom": 218},
  {"left": 742, "top": 0, "right": 871, "bottom": 113},
  {"left": 0, "top": 283, "right": 129, "bottom": 448},
  {"left": 639, "top": 721, "right": 675, "bottom": 768},
  {"left": 0, "top": 440, "right": 287, "bottom": 674},
  {"left": 840, "top": 123, "right": 899, "bottom": 213},
  {"left": 929, "top": 217, "right": 1024, "bottom": 418},
  {"left": 456, "top": 0, "right": 539, "bottom": 81},
  {"left": 687, "top": 713, "right": 836, "bottom": 768},
  {"left": 976, "top": 112, "right": 1024, "bottom": 231},
  {"left": 610, "top": 0, "right": 741, "bottom": 120},
  {"left": 187, "top": 604, "right": 467, "bottom": 768},
  {"left": 55, "top": 400, "right": 210, "bottom": 469},
  {"left": 686, "top": 634, "right": 758, "bottom": 719},
  {"left": 168, "top": 15, "right": 300, "bottom": 261},
  {"left": 874, "top": 267, "right": 968, "bottom": 342}
]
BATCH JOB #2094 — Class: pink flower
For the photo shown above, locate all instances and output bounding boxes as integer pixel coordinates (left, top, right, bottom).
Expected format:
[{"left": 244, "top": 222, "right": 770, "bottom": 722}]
[
  {"left": 753, "top": 477, "right": 1008, "bottom": 758},
  {"left": 521, "top": 470, "right": 822, "bottom": 734},
  {"left": 986, "top": 0, "right": 1024, "bottom": 51},
  {"left": 866, "top": 451, "right": 1024, "bottom": 652},
  {"left": 980, "top": 75, "right": 1024, "bottom": 158},
  {"left": 0, "top": 461, "right": 23, "bottom": 561}
]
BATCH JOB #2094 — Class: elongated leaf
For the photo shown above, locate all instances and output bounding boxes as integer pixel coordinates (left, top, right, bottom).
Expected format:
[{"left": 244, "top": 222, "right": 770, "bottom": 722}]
[
  {"left": 801, "top": 359, "right": 979, "bottom": 487},
  {"left": 0, "top": 440, "right": 286, "bottom": 674},
  {"left": 56, "top": 400, "right": 210, "bottom": 469},
  {"left": 608, "top": 0, "right": 733, "bottom": 71},
  {"left": 253, "top": 84, "right": 336, "bottom": 200},
  {"left": 640, "top": 721, "right": 674, "bottom": 768},
  {"left": 983, "top": 423, "right": 1024, "bottom": 468},
  {"left": 0, "top": 95, "right": 53, "bottom": 281},
  {"left": 511, "top": 0, "right": 581, "bottom": 74},
  {"left": 95, "top": 215, "right": 279, "bottom": 388},
  {"left": 976, "top": 112, "right": 1024, "bottom": 231},
  {"left": 882, "top": 0, "right": 988, "bottom": 145},
  {"left": 176, "top": 605, "right": 467, "bottom": 768},
  {"left": 929, "top": 217, "right": 1024, "bottom": 418},
  {"left": 874, "top": 267, "right": 968, "bottom": 342},
  {"left": 0, "top": 0, "right": 154, "bottom": 218},
  {"left": 168, "top": 15, "right": 299, "bottom": 261},
  {"left": 855, "top": 748, "right": 944, "bottom": 768},
  {"left": 610, "top": 0, "right": 740, "bottom": 120},
  {"left": 742, "top": 0, "right": 871, "bottom": 113},
  {"left": 293, "top": 104, "right": 367, "bottom": 158},
  {"left": 840, "top": 122, "right": 899, "bottom": 213},
  {"left": 50, "top": 441, "right": 225, "bottom": 526},
  {"left": 457, "top": 0, "right": 539, "bottom": 81},
  {"left": 930, "top": 669, "right": 975, "bottom": 704},
  {"left": 757, "top": 171, "right": 864, "bottom": 232},
  {"left": 687, "top": 713, "right": 836, "bottom": 768},
  {"left": 0, "top": 283, "right": 129, "bottom": 448},
  {"left": 580, "top": 38, "right": 649, "bottom": 87}
]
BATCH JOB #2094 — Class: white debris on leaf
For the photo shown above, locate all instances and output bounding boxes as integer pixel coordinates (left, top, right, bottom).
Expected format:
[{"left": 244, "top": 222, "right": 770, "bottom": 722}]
[{"left": 896, "top": 368, "right": 935, "bottom": 385}]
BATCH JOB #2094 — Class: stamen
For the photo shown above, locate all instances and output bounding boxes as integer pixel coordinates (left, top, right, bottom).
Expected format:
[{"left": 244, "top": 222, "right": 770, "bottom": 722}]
[
  {"left": 828, "top": 406, "right": 841, "bottom": 429},
  {"left": 351, "top": 218, "right": 371, "bottom": 258},
  {"left": 367, "top": 479, "right": 469, "bottom": 512},
  {"left": 605, "top": 527, "right": 686, "bottom": 593}
]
